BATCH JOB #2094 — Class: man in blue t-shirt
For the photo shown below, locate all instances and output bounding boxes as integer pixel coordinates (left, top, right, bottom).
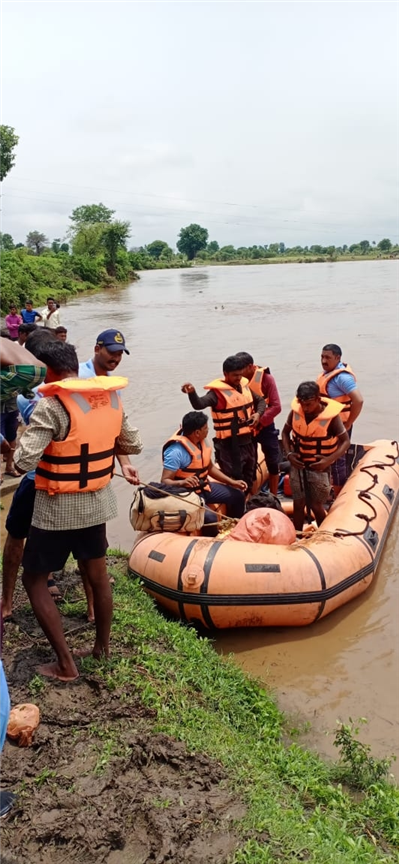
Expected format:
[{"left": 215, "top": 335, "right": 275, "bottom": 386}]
[
  {"left": 162, "top": 411, "right": 247, "bottom": 535},
  {"left": 317, "top": 343, "right": 364, "bottom": 496},
  {"left": 20, "top": 301, "right": 42, "bottom": 325}
]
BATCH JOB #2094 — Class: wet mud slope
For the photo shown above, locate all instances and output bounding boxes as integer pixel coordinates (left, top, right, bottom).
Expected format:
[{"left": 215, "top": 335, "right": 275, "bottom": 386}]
[{"left": 1, "top": 562, "right": 245, "bottom": 864}]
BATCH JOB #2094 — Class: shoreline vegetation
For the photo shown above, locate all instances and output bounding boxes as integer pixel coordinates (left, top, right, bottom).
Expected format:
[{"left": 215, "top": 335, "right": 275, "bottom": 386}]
[
  {"left": 2, "top": 552, "right": 398, "bottom": 863},
  {"left": 1, "top": 210, "right": 397, "bottom": 315}
]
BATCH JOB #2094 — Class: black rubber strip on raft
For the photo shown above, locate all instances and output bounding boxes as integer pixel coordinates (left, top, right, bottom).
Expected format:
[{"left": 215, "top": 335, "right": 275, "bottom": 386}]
[
  {"left": 245, "top": 564, "right": 281, "bottom": 573},
  {"left": 298, "top": 546, "right": 327, "bottom": 622},
  {"left": 199, "top": 541, "right": 224, "bottom": 628},
  {"left": 148, "top": 550, "right": 166, "bottom": 563}
]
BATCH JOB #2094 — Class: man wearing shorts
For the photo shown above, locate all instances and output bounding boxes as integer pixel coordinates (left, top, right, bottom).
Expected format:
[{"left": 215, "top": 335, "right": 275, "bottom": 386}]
[
  {"left": 14, "top": 340, "right": 142, "bottom": 682},
  {"left": 282, "top": 381, "right": 350, "bottom": 531}
]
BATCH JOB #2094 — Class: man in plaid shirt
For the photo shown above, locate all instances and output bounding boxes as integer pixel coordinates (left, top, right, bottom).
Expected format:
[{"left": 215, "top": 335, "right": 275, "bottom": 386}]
[{"left": 14, "top": 340, "right": 142, "bottom": 682}]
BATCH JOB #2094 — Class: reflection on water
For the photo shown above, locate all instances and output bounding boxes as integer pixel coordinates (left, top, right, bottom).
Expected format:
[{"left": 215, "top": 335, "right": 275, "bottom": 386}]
[
  {"left": 179, "top": 270, "right": 210, "bottom": 289},
  {"left": 14, "top": 262, "right": 399, "bottom": 769}
]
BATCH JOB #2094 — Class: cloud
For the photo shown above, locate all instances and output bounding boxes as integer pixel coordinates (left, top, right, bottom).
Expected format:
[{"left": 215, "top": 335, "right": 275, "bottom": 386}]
[{"left": 2, "top": 1, "right": 398, "bottom": 247}]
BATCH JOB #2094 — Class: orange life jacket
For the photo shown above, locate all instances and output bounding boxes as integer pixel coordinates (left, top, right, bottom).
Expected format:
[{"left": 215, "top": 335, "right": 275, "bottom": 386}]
[
  {"left": 35, "top": 376, "right": 127, "bottom": 495},
  {"left": 248, "top": 365, "right": 271, "bottom": 401},
  {"left": 204, "top": 378, "right": 254, "bottom": 440},
  {"left": 163, "top": 431, "right": 212, "bottom": 493},
  {"left": 316, "top": 363, "right": 356, "bottom": 425},
  {"left": 291, "top": 397, "right": 343, "bottom": 465}
]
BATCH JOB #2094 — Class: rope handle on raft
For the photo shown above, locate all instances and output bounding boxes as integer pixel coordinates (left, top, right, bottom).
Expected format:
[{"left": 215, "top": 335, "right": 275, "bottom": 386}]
[
  {"left": 113, "top": 473, "right": 239, "bottom": 524},
  {"left": 332, "top": 441, "right": 399, "bottom": 539}
]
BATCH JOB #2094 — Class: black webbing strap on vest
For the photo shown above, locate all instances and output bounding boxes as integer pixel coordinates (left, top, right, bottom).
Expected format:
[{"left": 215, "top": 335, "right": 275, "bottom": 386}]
[
  {"left": 212, "top": 400, "right": 254, "bottom": 434},
  {"left": 36, "top": 442, "right": 116, "bottom": 489}
]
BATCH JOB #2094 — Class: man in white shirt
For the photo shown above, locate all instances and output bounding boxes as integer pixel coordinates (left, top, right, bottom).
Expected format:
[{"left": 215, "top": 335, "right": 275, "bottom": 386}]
[{"left": 41, "top": 298, "right": 61, "bottom": 329}]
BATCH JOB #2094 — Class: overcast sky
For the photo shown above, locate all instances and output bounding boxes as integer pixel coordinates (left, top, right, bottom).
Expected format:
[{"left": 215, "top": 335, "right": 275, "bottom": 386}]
[{"left": 2, "top": 1, "right": 398, "bottom": 249}]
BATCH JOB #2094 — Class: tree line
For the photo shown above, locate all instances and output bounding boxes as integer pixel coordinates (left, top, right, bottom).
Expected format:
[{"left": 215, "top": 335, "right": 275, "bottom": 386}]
[{"left": 0, "top": 124, "right": 396, "bottom": 314}]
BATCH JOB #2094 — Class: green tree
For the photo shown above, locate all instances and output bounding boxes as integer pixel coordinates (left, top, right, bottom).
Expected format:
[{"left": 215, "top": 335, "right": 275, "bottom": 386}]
[
  {"left": 51, "top": 238, "right": 61, "bottom": 254},
  {"left": 349, "top": 243, "right": 359, "bottom": 253},
  {"left": 102, "top": 220, "right": 131, "bottom": 276},
  {"left": 146, "top": 240, "right": 172, "bottom": 260},
  {"left": 26, "top": 230, "right": 49, "bottom": 255},
  {"left": 207, "top": 240, "right": 219, "bottom": 254},
  {"left": 279, "top": 242, "right": 285, "bottom": 255},
  {"left": 69, "top": 203, "right": 115, "bottom": 227},
  {"left": 0, "top": 232, "right": 15, "bottom": 251},
  {"left": 177, "top": 224, "right": 208, "bottom": 260},
  {"left": 0, "top": 125, "right": 19, "bottom": 181},
  {"left": 60, "top": 242, "right": 69, "bottom": 253},
  {"left": 377, "top": 238, "right": 392, "bottom": 251},
  {"left": 217, "top": 245, "right": 236, "bottom": 261},
  {"left": 359, "top": 240, "right": 370, "bottom": 254},
  {"left": 72, "top": 223, "right": 106, "bottom": 257}
]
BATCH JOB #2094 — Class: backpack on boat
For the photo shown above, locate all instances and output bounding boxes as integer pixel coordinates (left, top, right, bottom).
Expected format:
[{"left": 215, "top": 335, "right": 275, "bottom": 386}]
[{"left": 129, "top": 483, "right": 205, "bottom": 533}]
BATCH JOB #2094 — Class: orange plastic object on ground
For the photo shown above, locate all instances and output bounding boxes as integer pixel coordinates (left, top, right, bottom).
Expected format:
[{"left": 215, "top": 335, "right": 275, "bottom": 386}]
[
  {"left": 227, "top": 508, "right": 296, "bottom": 545},
  {"left": 7, "top": 703, "right": 40, "bottom": 747}
]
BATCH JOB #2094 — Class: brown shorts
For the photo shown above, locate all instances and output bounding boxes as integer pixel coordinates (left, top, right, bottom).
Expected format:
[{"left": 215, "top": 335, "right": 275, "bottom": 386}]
[{"left": 289, "top": 467, "right": 331, "bottom": 504}]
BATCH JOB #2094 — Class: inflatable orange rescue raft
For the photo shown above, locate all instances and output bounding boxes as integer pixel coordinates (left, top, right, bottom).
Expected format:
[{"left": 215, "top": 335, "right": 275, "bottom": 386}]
[{"left": 128, "top": 441, "right": 399, "bottom": 628}]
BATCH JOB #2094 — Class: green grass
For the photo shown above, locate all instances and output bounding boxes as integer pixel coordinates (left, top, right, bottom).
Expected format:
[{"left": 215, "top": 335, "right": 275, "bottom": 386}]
[{"left": 60, "top": 551, "right": 399, "bottom": 862}]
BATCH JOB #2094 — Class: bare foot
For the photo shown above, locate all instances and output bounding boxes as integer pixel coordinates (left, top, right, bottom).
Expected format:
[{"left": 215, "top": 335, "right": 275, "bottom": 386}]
[
  {"left": 1, "top": 605, "right": 13, "bottom": 621},
  {"left": 37, "top": 662, "right": 79, "bottom": 682},
  {"left": 86, "top": 611, "right": 95, "bottom": 624},
  {"left": 72, "top": 645, "right": 109, "bottom": 661}
]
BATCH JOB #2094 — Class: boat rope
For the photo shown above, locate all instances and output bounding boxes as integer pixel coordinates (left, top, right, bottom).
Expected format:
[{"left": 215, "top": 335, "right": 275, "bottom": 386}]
[{"left": 332, "top": 440, "right": 398, "bottom": 539}]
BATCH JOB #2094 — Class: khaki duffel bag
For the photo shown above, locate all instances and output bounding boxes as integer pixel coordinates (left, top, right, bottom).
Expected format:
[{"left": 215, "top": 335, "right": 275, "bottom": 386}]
[{"left": 129, "top": 485, "right": 205, "bottom": 533}]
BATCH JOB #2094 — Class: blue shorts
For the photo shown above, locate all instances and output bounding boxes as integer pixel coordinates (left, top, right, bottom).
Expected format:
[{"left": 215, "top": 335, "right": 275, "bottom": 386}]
[
  {"left": 5, "top": 475, "right": 36, "bottom": 539},
  {"left": 256, "top": 423, "right": 280, "bottom": 474},
  {"left": 0, "top": 410, "right": 19, "bottom": 443}
]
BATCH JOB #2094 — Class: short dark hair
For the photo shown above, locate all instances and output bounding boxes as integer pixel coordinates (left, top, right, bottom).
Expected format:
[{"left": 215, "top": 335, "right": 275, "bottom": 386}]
[
  {"left": 18, "top": 323, "right": 36, "bottom": 335},
  {"left": 235, "top": 352, "right": 253, "bottom": 366},
  {"left": 9, "top": 303, "right": 17, "bottom": 309},
  {"left": 18, "top": 324, "right": 32, "bottom": 333},
  {"left": 25, "top": 300, "right": 33, "bottom": 305},
  {"left": 223, "top": 355, "right": 245, "bottom": 374},
  {"left": 246, "top": 491, "right": 283, "bottom": 512},
  {"left": 46, "top": 296, "right": 55, "bottom": 303},
  {"left": 0, "top": 328, "right": 12, "bottom": 339},
  {"left": 26, "top": 328, "right": 57, "bottom": 356},
  {"left": 55, "top": 326, "right": 67, "bottom": 334},
  {"left": 29, "top": 340, "right": 79, "bottom": 375},
  {"left": 181, "top": 411, "right": 208, "bottom": 436},
  {"left": 323, "top": 343, "right": 342, "bottom": 356},
  {"left": 296, "top": 381, "right": 320, "bottom": 401}
]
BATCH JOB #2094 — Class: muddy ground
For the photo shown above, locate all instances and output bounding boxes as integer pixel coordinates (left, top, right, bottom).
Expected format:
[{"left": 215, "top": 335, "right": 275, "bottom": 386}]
[{"left": 0, "top": 563, "right": 246, "bottom": 864}]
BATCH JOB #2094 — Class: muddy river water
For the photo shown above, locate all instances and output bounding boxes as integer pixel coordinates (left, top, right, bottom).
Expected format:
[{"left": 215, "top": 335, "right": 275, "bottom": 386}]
[{"left": 6, "top": 260, "right": 399, "bottom": 770}]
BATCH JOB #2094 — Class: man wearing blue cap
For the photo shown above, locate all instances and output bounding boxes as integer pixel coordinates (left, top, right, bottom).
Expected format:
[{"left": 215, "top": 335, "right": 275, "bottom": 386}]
[
  {"left": 79, "top": 329, "right": 137, "bottom": 492},
  {"left": 79, "top": 329, "right": 129, "bottom": 378}
]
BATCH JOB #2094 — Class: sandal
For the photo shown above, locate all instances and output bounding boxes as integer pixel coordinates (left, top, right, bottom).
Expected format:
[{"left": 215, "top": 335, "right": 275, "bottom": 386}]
[
  {"left": 47, "top": 578, "right": 63, "bottom": 603},
  {"left": 4, "top": 470, "right": 20, "bottom": 478}
]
